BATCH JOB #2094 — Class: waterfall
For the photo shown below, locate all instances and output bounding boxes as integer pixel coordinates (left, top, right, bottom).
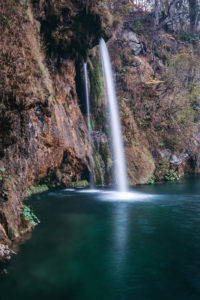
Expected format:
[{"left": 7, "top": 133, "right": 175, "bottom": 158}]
[
  {"left": 99, "top": 38, "right": 128, "bottom": 192},
  {"left": 83, "top": 62, "right": 94, "bottom": 187}
]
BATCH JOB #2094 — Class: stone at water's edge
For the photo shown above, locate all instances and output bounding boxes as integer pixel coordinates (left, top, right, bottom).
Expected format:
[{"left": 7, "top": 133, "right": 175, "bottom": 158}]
[{"left": 0, "top": 244, "right": 15, "bottom": 262}]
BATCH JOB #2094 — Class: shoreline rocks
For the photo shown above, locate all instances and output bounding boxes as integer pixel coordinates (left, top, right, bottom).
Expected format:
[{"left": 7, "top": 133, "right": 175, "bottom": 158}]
[{"left": 0, "top": 244, "right": 15, "bottom": 262}]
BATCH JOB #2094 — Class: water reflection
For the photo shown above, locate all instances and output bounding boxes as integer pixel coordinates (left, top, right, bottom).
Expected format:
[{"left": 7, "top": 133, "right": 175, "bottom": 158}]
[{"left": 112, "top": 203, "right": 130, "bottom": 277}]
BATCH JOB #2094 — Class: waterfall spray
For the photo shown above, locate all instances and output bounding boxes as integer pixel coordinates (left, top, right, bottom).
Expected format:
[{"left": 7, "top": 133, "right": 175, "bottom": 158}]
[
  {"left": 83, "top": 62, "right": 94, "bottom": 187},
  {"left": 99, "top": 38, "right": 128, "bottom": 192}
]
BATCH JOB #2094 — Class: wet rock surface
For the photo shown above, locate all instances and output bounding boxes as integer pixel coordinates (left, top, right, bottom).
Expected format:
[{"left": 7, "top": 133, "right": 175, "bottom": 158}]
[{"left": 0, "top": 0, "right": 110, "bottom": 242}]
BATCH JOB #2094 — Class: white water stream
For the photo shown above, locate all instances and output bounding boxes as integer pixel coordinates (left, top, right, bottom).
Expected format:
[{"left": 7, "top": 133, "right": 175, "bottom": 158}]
[{"left": 99, "top": 38, "right": 128, "bottom": 192}]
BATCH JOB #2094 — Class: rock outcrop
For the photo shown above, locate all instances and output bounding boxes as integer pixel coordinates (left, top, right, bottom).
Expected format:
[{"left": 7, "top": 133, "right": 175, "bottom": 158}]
[
  {"left": 0, "top": 0, "right": 111, "bottom": 246},
  {"left": 110, "top": 1, "right": 200, "bottom": 183},
  {"left": 87, "top": 0, "right": 200, "bottom": 185}
]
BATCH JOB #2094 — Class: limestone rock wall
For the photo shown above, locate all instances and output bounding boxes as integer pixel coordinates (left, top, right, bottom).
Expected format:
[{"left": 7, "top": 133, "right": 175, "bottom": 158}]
[
  {"left": 0, "top": 0, "right": 110, "bottom": 242},
  {"left": 106, "top": 1, "right": 200, "bottom": 184}
]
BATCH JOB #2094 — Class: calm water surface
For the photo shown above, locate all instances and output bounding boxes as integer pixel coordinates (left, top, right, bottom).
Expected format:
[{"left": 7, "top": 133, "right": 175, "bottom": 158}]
[{"left": 1, "top": 177, "right": 200, "bottom": 300}]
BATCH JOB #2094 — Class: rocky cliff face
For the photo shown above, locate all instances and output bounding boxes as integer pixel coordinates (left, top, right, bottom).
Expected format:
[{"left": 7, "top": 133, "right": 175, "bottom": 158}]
[
  {"left": 108, "top": 2, "right": 200, "bottom": 184},
  {"left": 0, "top": 0, "right": 110, "bottom": 245},
  {"left": 87, "top": 1, "right": 200, "bottom": 185}
]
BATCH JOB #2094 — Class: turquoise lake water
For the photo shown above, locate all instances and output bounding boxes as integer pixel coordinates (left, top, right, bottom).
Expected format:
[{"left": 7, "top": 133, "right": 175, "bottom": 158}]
[{"left": 0, "top": 177, "right": 200, "bottom": 300}]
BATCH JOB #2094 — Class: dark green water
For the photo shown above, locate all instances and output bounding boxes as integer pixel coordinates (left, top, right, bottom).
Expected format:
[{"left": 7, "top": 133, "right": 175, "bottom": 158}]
[{"left": 1, "top": 177, "right": 200, "bottom": 300}]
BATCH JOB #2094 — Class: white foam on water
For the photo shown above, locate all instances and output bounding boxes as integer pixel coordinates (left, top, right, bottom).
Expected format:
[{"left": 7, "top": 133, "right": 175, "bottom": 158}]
[
  {"left": 74, "top": 188, "right": 155, "bottom": 202},
  {"left": 77, "top": 189, "right": 101, "bottom": 193},
  {"left": 97, "top": 191, "right": 155, "bottom": 202}
]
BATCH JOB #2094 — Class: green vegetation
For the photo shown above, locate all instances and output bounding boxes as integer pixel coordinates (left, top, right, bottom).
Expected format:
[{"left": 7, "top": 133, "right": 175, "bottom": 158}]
[
  {"left": 39, "top": 66, "right": 45, "bottom": 76},
  {"left": 0, "top": 165, "right": 11, "bottom": 201},
  {"left": 158, "top": 141, "right": 165, "bottom": 147},
  {"left": 122, "top": 97, "right": 130, "bottom": 102},
  {"left": 147, "top": 176, "right": 155, "bottom": 185},
  {"left": 165, "top": 171, "right": 180, "bottom": 182},
  {"left": 106, "top": 157, "right": 112, "bottom": 172},
  {"left": 131, "top": 140, "right": 139, "bottom": 146},
  {"left": 23, "top": 205, "right": 40, "bottom": 226},
  {"left": 26, "top": 184, "right": 49, "bottom": 197},
  {"left": 79, "top": 128, "right": 85, "bottom": 140},
  {"left": 70, "top": 180, "right": 89, "bottom": 188},
  {"left": 19, "top": 0, "right": 27, "bottom": 5},
  {"left": 133, "top": 19, "right": 145, "bottom": 35},
  {"left": 91, "top": 119, "right": 96, "bottom": 130},
  {"left": 139, "top": 120, "right": 150, "bottom": 128},
  {"left": 123, "top": 3, "right": 135, "bottom": 15},
  {"left": 19, "top": 0, "right": 29, "bottom": 19},
  {"left": 121, "top": 67, "right": 128, "bottom": 77},
  {"left": 179, "top": 31, "right": 200, "bottom": 43},
  {"left": 0, "top": 16, "right": 14, "bottom": 29},
  {"left": 150, "top": 50, "right": 200, "bottom": 151},
  {"left": 0, "top": 165, "right": 11, "bottom": 182},
  {"left": 92, "top": 145, "right": 104, "bottom": 186},
  {"left": 157, "top": 159, "right": 181, "bottom": 182},
  {"left": 98, "top": 141, "right": 111, "bottom": 185},
  {"left": 158, "top": 158, "right": 170, "bottom": 173},
  {"left": 88, "top": 54, "right": 105, "bottom": 131},
  {"left": 189, "top": 83, "right": 200, "bottom": 106},
  {"left": 89, "top": 55, "right": 104, "bottom": 107}
]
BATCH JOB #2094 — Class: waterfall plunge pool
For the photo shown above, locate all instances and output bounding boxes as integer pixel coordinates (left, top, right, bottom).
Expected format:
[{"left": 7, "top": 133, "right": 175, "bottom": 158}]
[{"left": 1, "top": 177, "right": 200, "bottom": 300}]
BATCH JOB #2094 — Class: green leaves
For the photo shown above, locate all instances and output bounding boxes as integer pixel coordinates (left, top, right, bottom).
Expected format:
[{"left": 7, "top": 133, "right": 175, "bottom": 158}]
[
  {"left": 0, "top": 166, "right": 5, "bottom": 173},
  {"left": 23, "top": 205, "right": 40, "bottom": 226},
  {"left": 147, "top": 176, "right": 155, "bottom": 185},
  {"left": 0, "top": 166, "right": 11, "bottom": 201},
  {"left": 19, "top": 0, "right": 26, "bottom": 5},
  {"left": 165, "top": 171, "right": 180, "bottom": 182},
  {"left": 26, "top": 184, "right": 49, "bottom": 197}
]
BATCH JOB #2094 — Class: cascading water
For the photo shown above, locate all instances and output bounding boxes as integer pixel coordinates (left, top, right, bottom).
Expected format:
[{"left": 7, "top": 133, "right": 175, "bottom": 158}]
[
  {"left": 99, "top": 38, "right": 128, "bottom": 192},
  {"left": 83, "top": 62, "right": 94, "bottom": 187}
]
